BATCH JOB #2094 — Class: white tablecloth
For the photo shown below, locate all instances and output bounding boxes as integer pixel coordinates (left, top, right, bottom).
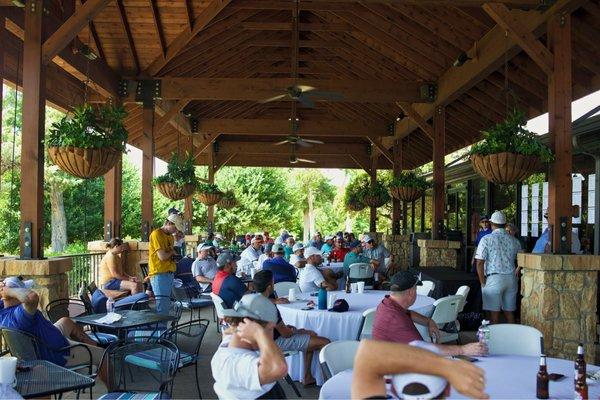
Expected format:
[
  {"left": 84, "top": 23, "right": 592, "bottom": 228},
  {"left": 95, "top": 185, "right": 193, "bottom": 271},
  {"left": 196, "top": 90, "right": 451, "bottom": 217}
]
[
  {"left": 278, "top": 291, "right": 435, "bottom": 385},
  {"left": 319, "top": 355, "right": 600, "bottom": 399}
]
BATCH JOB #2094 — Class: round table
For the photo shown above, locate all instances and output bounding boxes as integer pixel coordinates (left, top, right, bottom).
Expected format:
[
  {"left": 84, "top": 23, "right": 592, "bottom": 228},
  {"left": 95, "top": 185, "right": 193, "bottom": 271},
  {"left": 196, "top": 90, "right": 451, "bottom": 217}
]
[
  {"left": 319, "top": 355, "right": 600, "bottom": 399},
  {"left": 278, "top": 291, "right": 435, "bottom": 385}
]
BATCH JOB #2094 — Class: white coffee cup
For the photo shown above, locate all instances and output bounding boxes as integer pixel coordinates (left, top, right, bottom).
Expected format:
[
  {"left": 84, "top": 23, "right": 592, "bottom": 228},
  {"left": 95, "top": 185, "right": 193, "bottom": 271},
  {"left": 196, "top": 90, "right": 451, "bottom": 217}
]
[
  {"left": 0, "top": 356, "right": 17, "bottom": 387},
  {"left": 288, "top": 288, "right": 296, "bottom": 302},
  {"left": 328, "top": 293, "right": 337, "bottom": 309},
  {"left": 351, "top": 283, "right": 358, "bottom": 293},
  {"left": 357, "top": 281, "right": 365, "bottom": 293}
]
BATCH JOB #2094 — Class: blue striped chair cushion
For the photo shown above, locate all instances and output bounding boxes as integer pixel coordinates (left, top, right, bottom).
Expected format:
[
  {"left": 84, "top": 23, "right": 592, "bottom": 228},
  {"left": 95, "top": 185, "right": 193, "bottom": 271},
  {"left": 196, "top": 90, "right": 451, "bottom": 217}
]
[
  {"left": 88, "top": 332, "right": 118, "bottom": 345},
  {"left": 98, "top": 392, "right": 167, "bottom": 399},
  {"left": 126, "top": 329, "right": 165, "bottom": 342},
  {"left": 125, "top": 348, "right": 195, "bottom": 369}
]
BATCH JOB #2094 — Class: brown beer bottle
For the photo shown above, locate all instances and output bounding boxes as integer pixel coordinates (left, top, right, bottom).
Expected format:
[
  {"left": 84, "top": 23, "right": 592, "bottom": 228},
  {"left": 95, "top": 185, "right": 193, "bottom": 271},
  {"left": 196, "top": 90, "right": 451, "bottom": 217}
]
[
  {"left": 345, "top": 274, "right": 351, "bottom": 293},
  {"left": 536, "top": 355, "right": 549, "bottom": 399},
  {"left": 575, "top": 344, "right": 588, "bottom": 400}
]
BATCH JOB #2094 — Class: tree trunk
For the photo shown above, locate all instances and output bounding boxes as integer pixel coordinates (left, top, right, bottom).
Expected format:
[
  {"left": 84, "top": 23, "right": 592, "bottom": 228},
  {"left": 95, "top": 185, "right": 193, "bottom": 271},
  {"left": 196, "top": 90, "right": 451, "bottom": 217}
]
[
  {"left": 308, "top": 187, "right": 315, "bottom": 240},
  {"left": 303, "top": 210, "right": 310, "bottom": 244},
  {"left": 50, "top": 183, "right": 68, "bottom": 253},
  {"left": 345, "top": 215, "right": 353, "bottom": 233}
]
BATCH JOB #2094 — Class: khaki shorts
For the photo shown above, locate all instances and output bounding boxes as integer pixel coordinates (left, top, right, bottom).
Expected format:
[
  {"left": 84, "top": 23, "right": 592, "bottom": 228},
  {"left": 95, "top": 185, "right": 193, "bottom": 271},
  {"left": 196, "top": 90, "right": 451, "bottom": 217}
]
[{"left": 53, "top": 319, "right": 104, "bottom": 367}]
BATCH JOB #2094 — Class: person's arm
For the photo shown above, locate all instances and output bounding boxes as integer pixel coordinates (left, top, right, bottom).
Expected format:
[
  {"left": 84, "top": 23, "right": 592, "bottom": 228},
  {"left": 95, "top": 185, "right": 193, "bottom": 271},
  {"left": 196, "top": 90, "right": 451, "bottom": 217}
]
[
  {"left": 474, "top": 240, "right": 487, "bottom": 286},
  {"left": 157, "top": 248, "right": 175, "bottom": 261},
  {"left": 435, "top": 342, "right": 488, "bottom": 357},
  {"left": 410, "top": 311, "right": 440, "bottom": 341},
  {"left": 237, "top": 319, "right": 287, "bottom": 384},
  {"left": 352, "top": 340, "right": 488, "bottom": 400},
  {"left": 0, "top": 284, "right": 39, "bottom": 315},
  {"left": 276, "top": 321, "right": 295, "bottom": 338}
]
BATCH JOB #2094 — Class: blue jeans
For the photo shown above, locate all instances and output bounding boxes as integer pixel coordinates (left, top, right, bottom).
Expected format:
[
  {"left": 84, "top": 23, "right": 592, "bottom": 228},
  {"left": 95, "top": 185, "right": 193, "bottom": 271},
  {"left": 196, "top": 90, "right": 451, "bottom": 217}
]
[{"left": 150, "top": 272, "right": 174, "bottom": 315}]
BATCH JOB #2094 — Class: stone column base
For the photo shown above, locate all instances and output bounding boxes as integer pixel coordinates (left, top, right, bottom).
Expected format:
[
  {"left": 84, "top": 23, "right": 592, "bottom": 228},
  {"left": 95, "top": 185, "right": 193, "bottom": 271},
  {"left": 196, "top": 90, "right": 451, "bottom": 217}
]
[
  {"left": 383, "top": 234, "right": 411, "bottom": 270},
  {"left": 417, "top": 240, "right": 460, "bottom": 268},
  {"left": 0, "top": 257, "right": 72, "bottom": 310},
  {"left": 519, "top": 253, "right": 600, "bottom": 363},
  {"left": 87, "top": 241, "right": 149, "bottom": 281},
  {"left": 185, "top": 235, "right": 203, "bottom": 258}
]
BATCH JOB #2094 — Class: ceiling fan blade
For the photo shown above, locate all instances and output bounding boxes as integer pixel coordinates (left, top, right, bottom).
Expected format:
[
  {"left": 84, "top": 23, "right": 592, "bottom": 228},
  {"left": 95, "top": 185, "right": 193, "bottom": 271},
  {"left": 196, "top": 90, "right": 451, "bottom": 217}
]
[
  {"left": 302, "top": 139, "right": 324, "bottom": 145},
  {"left": 305, "top": 91, "right": 344, "bottom": 101},
  {"left": 296, "top": 85, "right": 316, "bottom": 92},
  {"left": 274, "top": 140, "right": 290, "bottom": 146},
  {"left": 297, "top": 95, "right": 315, "bottom": 108},
  {"left": 297, "top": 157, "right": 316, "bottom": 164},
  {"left": 260, "top": 94, "right": 287, "bottom": 104},
  {"left": 296, "top": 140, "right": 313, "bottom": 148}
]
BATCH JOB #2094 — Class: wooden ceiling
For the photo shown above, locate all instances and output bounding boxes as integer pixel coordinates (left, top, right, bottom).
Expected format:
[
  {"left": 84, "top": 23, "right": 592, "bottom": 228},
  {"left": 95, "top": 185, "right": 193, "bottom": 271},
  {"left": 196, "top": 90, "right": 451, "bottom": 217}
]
[{"left": 2, "top": 0, "right": 600, "bottom": 170}]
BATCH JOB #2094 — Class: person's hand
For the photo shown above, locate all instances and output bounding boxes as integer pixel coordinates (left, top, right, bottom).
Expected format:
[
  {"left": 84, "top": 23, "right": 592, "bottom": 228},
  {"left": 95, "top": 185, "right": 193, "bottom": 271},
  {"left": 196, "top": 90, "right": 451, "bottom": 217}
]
[
  {"left": 461, "top": 342, "right": 488, "bottom": 357},
  {"left": 237, "top": 318, "right": 266, "bottom": 345},
  {"left": 129, "top": 276, "right": 139, "bottom": 283},
  {"left": 444, "top": 359, "right": 488, "bottom": 399},
  {"left": 274, "top": 297, "right": 289, "bottom": 304},
  {"left": 427, "top": 319, "right": 440, "bottom": 342}
]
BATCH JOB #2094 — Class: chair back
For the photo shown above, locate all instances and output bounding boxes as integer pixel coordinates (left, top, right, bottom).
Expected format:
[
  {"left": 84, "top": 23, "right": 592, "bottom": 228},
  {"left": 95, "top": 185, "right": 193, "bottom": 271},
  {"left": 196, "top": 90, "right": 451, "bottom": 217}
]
[
  {"left": 274, "top": 281, "right": 302, "bottom": 298},
  {"left": 139, "top": 262, "right": 149, "bottom": 279},
  {"left": 356, "top": 307, "right": 377, "bottom": 340},
  {"left": 319, "top": 340, "right": 360, "bottom": 380},
  {"left": 488, "top": 324, "right": 543, "bottom": 356},
  {"left": 455, "top": 285, "right": 470, "bottom": 312},
  {"left": 349, "top": 263, "right": 373, "bottom": 281},
  {"left": 45, "top": 299, "right": 87, "bottom": 323},
  {"left": 431, "top": 295, "right": 463, "bottom": 325},
  {"left": 162, "top": 319, "right": 209, "bottom": 362},
  {"left": 416, "top": 280, "right": 435, "bottom": 296},
  {"left": 102, "top": 339, "right": 180, "bottom": 396},
  {"left": 78, "top": 284, "right": 94, "bottom": 314},
  {"left": 0, "top": 328, "right": 41, "bottom": 361},
  {"left": 210, "top": 293, "right": 227, "bottom": 319}
]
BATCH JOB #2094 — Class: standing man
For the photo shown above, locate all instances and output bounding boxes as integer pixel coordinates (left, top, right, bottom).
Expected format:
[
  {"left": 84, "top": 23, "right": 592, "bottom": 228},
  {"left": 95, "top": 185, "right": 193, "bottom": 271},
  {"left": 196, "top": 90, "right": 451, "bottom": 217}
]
[
  {"left": 471, "top": 215, "right": 492, "bottom": 272},
  {"left": 239, "top": 235, "right": 263, "bottom": 274},
  {"left": 475, "top": 211, "right": 521, "bottom": 324},
  {"left": 148, "top": 213, "right": 184, "bottom": 314},
  {"left": 212, "top": 251, "right": 248, "bottom": 308},
  {"left": 191, "top": 243, "right": 218, "bottom": 293},
  {"left": 362, "top": 235, "right": 390, "bottom": 277}
]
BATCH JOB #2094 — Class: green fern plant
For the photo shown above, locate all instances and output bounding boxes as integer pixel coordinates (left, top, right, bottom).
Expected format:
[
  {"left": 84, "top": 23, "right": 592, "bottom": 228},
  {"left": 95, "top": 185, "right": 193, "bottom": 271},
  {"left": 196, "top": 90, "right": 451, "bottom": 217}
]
[{"left": 154, "top": 152, "right": 198, "bottom": 186}]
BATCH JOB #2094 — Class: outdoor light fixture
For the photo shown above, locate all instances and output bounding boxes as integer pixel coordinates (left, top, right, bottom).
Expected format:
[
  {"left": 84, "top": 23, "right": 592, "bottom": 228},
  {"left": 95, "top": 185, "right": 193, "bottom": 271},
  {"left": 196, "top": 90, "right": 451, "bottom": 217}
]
[
  {"left": 74, "top": 44, "right": 98, "bottom": 61},
  {"left": 12, "top": 0, "right": 25, "bottom": 7},
  {"left": 453, "top": 52, "right": 472, "bottom": 67}
]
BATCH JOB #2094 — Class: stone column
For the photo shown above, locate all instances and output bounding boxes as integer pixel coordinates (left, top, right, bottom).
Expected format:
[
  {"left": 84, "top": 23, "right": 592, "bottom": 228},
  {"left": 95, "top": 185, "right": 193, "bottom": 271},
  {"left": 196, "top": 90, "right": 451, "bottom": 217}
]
[
  {"left": 383, "top": 234, "right": 411, "bottom": 270},
  {"left": 87, "top": 241, "right": 149, "bottom": 281},
  {"left": 519, "top": 253, "right": 600, "bottom": 363},
  {"left": 417, "top": 240, "right": 460, "bottom": 268},
  {"left": 185, "top": 234, "right": 203, "bottom": 259},
  {"left": 0, "top": 257, "right": 71, "bottom": 311}
]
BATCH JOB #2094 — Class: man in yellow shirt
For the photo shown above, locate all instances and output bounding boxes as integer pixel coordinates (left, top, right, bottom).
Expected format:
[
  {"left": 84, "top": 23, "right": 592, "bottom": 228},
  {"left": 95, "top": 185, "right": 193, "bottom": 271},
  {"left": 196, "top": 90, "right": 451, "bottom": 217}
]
[{"left": 148, "top": 213, "right": 184, "bottom": 314}]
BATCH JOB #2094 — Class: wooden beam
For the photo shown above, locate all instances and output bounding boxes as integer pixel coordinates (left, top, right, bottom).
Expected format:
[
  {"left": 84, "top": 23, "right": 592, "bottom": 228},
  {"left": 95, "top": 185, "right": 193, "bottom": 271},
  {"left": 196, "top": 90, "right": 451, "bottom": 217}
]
[
  {"left": 207, "top": 143, "right": 215, "bottom": 233},
  {"left": 196, "top": 119, "right": 388, "bottom": 137},
  {"left": 151, "top": 77, "right": 430, "bottom": 103},
  {"left": 116, "top": 0, "right": 139, "bottom": 74},
  {"left": 204, "top": 153, "right": 378, "bottom": 170},
  {"left": 184, "top": 0, "right": 194, "bottom": 31},
  {"left": 369, "top": 151, "right": 379, "bottom": 232},
  {"left": 392, "top": 139, "right": 403, "bottom": 234},
  {"left": 231, "top": 0, "right": 541, "bottom": 9},
  {"left": 483, "top": 3, "right": 554, "bottom": 76},
  {"left": 367, "top": 136, "right": 394, "bottom": 164},
  {"left": 239, "top": 22, "right": 352, "bottom": 31},
  {"left": 41, "top": 0, "right": 110, "bottom": 64},
  {"left": 350, "top": 154, "right": 371, "bottom": 174},
  {"left": 396, "top": 102, "right": 434, "bottom": 140},
  {"left": 20, "top": 0, "right": 45, "bottom": 258},
  {"left": 216, "top": 141, "right": 367, "bottom": 156},
  {"left": 547, "top": 13, "right": 573, "bottom": 253},
  {"left": 0, "top": 17, "right": 4, "bottom": 175},
  {"left": 432, "top": 106, "right": 445, "bottom": 240},
  {"left": 215, "top": 153, "right": 236, "bottom": 171},
  {"left": 144, "top": 0, "right": 232, "bottom": 77},
  {"left": 148, "top": 0, "right": 166, "bottom": 57},
  {"left": 141, "top": 104, "right": 154, "bottom": 240},
  {"left": 154, "top": 99, "right": 191, "bottom": 133},
  {"left": 194, "top": 133, "right": 220, "bottom": 158},
  {"left": 103, "top": 154, "right": 122, "bottom": 241},
  {"left": 393, "top": 0, "right": 587, "bottom": 139}
]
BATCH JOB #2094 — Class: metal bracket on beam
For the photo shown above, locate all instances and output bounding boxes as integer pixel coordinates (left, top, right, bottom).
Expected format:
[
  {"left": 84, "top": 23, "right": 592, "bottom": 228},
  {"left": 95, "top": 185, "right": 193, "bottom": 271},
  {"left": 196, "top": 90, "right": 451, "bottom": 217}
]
[
  {"left": 387, "top": 122, "right": 395, "bottom": 136},
  {"left": 366, "top": 144, "right": 372, "bottom": 156},
  {"left": 437, "top": 219, "right": 445, "bottom": 240},
  {"left": 118, "top": 80, "right": 129, "bottom": 98},
  {"left": 135, "top": 80, "right": 162, "bottom": 107},
  {"left": 419, "top": 83, "right": 438, "bottom": 103},
  {"left": 190, "top": 118, "right": 199, "bottom": 134},
  {"left": 213, "top": 141, "right": 220, "bottom": 154},
  {"left": 558, "top": 216, "right": 569, "bottom": 254},
  {"left": 141, "top": 221, "right": 150, "bottom": 242},
  {"left": 183, "top": 220, "right": 191, "bottom": 235},
  {"left": 22, "top": 221, "right": 32, "bottom": 259},
  {"left": 105, "top": 220, "right": 113, "bottom": 242},
  {"left": 536, "top": 0, "right": 557, "bottom": 11}
]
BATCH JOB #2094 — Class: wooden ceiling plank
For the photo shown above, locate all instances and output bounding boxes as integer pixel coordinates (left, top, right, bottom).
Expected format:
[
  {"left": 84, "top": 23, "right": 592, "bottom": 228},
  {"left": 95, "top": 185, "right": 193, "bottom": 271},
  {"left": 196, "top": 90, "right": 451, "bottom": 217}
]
[
  {"left": 144, "top": 0, "right": 232, "bottom": 77},
  {"left": 115, "top": 0, "right": 140, "bottom": 74},
  {"left": 148, "top": 0, "right": 166, "bottom": 57},
  {"left": 482, "top": 3, "right": 554, "bottom": 76},
  {"left": 42, "top": 0, "right": 111, "bottom": 64}
]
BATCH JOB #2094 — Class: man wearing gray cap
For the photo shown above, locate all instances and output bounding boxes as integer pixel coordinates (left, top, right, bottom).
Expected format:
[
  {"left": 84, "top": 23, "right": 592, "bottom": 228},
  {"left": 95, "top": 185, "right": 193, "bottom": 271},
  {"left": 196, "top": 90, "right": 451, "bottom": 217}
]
[
  {"left": 212, "top": 251, "right": 248, "bottom": 308},
  {"left": 211, "top": 293, "right": 288, "bottom": 399},
  {"left": 362, "top": 234, "right": 391, "bottom": 277},
  {"left": 192, "top": 243, "right": 218, "bottom": 292}
]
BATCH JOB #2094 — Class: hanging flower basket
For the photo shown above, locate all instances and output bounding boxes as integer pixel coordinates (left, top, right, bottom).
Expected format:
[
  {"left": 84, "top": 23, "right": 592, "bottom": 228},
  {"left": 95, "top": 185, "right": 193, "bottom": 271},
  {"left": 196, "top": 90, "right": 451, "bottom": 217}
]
[
  {"left": 470, "top": 153, "right": 541, "bottom": 185},
  {"left": 346, "top": 200, "right": 366, "bottom": 212},
  {"left": 362, "top": 195, "right": 388, "bottom": 208},
  {"left": 219, "top": 198, "right": 238, "bottom": 209},
  {"left": 197, "top": 192, "right": 223, "bottom": 206},
  {"left": 48, "top": 146, "right": 121, "bottom": 179},
  {"left": 156, "top": 182, "right": 196, "bottom": 201},
  {"left": 390, "top": 186, "right": 424, "bottom": 202}
]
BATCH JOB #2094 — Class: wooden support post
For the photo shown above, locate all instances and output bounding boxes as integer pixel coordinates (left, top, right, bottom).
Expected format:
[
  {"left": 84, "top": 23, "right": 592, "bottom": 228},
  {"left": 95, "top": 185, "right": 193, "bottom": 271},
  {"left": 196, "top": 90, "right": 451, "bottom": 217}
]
[
  {"left": 0, "top": 18, "right": 4, "bottom": 186},
  {"left": 183, "top": 135, "right": 193, "bottom": 234},
  {"left": 547, "top": 13, "right": 572, "bottom": 254},
  {"left": 20, "top": 0, "right": 45, "bottom": 259},
  {"left": 370, "top": 151, "right": 379, "bottom": 232},
  {"left": 392, "top": 139, "right": 403, "bottom": 234},
  {"left": 207, "top": 143, "right": 215, "bottom": 234},
  {"left": 432, "top": 106, "right": 445, "bottom": 240},
  {"left": 141, "top": 103, "right": 155, "bottom": 241},
  {"left": 103, "top": 155, "right": 122, "bottom": 241}
]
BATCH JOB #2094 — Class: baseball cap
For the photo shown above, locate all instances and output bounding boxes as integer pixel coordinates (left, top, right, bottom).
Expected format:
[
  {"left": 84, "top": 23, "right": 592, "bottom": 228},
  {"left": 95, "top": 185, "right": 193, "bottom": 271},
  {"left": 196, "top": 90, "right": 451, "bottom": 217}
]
[
  {"left": 197, "top": 243, "right": 214, "bottom": 252},
  {"left": 490, "top": 210, "right": 506, "bottom": 225},
  {"left": 167, "top": 207, "right": 181, "bottom": 216},
  {"left": 328, "top": 298, "right": 349, "bottom": 313},
  {"left": 292, "top": 243, "right": 305, "bottom": 252},
  {"left": 167, "top": 213, "right": 184, "bottom": 232},
  {"left": 324, "top": 235, "right": 334, "bottom": 241},
  {"left": 215, "top": 234, "right": 223, "bottom": 240},
  {"left": 361, "top": 234, "right": 373, "bottom": 243},
  {"left": 217, "top": 251, "right": 241, "bottom": 268},
  {"left": 251, "top": 236, "right": 263, "bottom": 245},
  {"left": 304, "top": 246, "right": 322, "bottom": 259},
  {"left": 348, "top": 240, "right": 362, "bottom": 249},
  {"left": 389, "top": 271, "right": 423, "bottom": 292},
  {"left": 480, "top": 215, "right": 490, "bottom": 222},
  {"left": 272, "top": 243, "right": 284, "bottom": 254},
  {"left": 392, "top": 372, "right": 448, "bottom": 400},
  {"left": 221, "top": 293, "right": 278, "bottom": 323},
  {"left": 3, "top": 276, "right": 34, "bottom": 289}
]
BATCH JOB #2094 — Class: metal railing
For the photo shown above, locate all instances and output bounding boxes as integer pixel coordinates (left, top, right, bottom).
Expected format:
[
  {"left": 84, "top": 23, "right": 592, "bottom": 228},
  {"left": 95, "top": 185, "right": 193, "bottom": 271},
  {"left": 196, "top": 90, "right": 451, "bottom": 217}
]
[{"left": 52, "top": 252, "right": 104, "bottom": 297}]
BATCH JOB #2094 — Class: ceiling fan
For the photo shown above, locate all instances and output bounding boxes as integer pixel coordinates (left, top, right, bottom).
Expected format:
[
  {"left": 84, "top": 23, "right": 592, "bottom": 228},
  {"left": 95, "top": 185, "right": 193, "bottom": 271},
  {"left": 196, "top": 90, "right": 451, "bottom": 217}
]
[
  {"left": 275, "top": 135, "right": 324, "bottom": 148},
  {"left": 260, "top": 85, "right": 344, "bottom": 108},
  {"left": 289, "top": 143, "right": 316, "bottom": 164}
]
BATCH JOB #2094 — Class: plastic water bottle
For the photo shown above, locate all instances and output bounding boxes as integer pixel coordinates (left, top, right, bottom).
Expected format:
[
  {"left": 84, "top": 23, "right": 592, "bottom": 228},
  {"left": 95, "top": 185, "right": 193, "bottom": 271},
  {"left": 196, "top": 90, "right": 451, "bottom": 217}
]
[
  {"left": 106, "top": 297, "right": 115, "bottom": 313},
  {"left": 317, "top": 285, "right": 327, "bottom": 310},
  {"left": 477, "top": 319, "right": 490, "bottom": 354}
]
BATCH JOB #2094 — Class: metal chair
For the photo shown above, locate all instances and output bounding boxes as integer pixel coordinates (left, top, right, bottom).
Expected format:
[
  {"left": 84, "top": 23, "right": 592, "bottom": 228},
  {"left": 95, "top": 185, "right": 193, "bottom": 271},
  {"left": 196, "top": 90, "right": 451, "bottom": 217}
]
[
  {"left": 356, "top": 307, "right": 377, "bottom": 340},
  {"left": 209, "top": 292, "right": 227, "bottom": 332},
  {"left": 273, "top": 281, "right": 302, "bottom": 297},
  {"left": 348, "top": 263, "right": 374, "bottom": 286},
  {"left": 416, "top": 280, "right": 435, "bottom": 297},
  {"left": 319, "top": 340, "right": 360, "bottom": 380},
  {"left": 98, "top": 339, "right": 180, "bottom": 400},
  {"left": 488, "top": 324, "right": 544, "bottom": 356},
  {"left": 126, "top": 295, "right": 182, "bottom": 342},
  {"left": 172, "top": 283, "right": 214, "bottom": 323},
  {"left": 161, "top": 319, "right": 209, "bottom": 399}
]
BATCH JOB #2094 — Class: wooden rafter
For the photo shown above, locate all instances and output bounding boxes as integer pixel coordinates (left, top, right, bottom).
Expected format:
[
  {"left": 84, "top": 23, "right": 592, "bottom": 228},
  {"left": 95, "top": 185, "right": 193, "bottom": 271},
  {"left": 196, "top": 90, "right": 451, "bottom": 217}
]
[
  {"left": 115, "top": 0, "right": 139, "bottom": 74},
  {"left": 350, "top": 154, "right": 371, "bottom": 174},
  {"left": 230, "top": 0, "right": 542, "bottom": 10},
  {"left": 396, "top": 102, "right": 434, "bottom": 140},
  {"left": 144, "top": 0, "right": 232, "bottom": 77},
  {"left": 42, "top": 0, "right": 110, "bottom": 64},
  {"left": 367, "top": 136, "right": 394, "bottom": 164},
  {"left": 148, "top": 0, "right": 166, "bottom": 57},
  {"left": 215, "top": 141, "right": 368, "bottom": 156},
  {"left": 154, "top": 99, "right": 192, "bottom": 134},
  {"left": 215, "top": 153, "right": 236, "bottom": 171},
  {"left": 184, "top": 0, "right": 194, "bottom": 31},
  {"left": 194, "top": 133, "right": 220, "bottom": 158}
]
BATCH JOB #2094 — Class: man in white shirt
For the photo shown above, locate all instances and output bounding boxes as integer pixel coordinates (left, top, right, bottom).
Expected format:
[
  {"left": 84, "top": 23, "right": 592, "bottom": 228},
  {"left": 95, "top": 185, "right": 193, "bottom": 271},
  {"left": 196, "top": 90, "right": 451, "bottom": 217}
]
[
  {"left": 257, "top": 243, "right": 273, "bottom": 270},
  {"left": 191, "top": 243, "right": 218, "bottom": 292},
  {"left": 239, "top": 235, "right": 264, "bottom": 275},
  {"left": 211, "top": 294, "right": 288, "bottom": 399},
  {"left": 289, "top": 242, "right": 306, "bottom": 269},
  {"left": 297, "top": 247, "right": 338, "bottom": 293}
]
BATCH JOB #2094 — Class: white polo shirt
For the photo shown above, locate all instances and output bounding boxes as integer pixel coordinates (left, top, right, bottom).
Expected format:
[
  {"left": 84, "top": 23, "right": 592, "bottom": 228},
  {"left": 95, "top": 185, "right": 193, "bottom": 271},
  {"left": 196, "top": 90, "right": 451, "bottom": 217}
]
[{"left": 298, "top": 264, "right": 324, "bottom": 293}]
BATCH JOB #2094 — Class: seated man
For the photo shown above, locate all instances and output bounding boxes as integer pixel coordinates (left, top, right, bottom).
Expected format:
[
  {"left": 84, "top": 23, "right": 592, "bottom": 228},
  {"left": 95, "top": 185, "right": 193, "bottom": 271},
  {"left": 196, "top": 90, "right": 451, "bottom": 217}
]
[
  {"left": 309, "top": 232, "right": 324, "bottom": 250},
  {"left": 0, "top": 277, "right": 104, "bottom": 369},
  {"left": 257, "top": 243, "right": 274, "bottom": 270},
  {"left": 352, "top": 339, "right": 488, "bottom": 399},
  {"left": 330, "top": 237, "right": 349, "bottom": 262},
  {"left": 289, "top": 242, "right": 306, "bottom": 269},
  {"left": 98, "top": 238, "right": 142, "bottom": 294},
  {"left": 211, "top": 293, "right": 288, "bottom": 399},
  {"left": 343, "top": 240, "right": 375, "bottom": 277},
  {"left": 297, "top": 247, "right": 339, "bottom": 293},
  {"left": 239, "top": 235, "right": 263, "bottom": 274},
  {"left": 283, "top": 236, "right": 295, "bottom": 261},
  {"left": 212, "top": 251, "right": 248, "bottom": 308},
  {"left": 192, "top": 243, "right": 218, "bottom": 293},
  {"left": 254, "top": 270, "right": 329, "bottom": 385},
  {"left": 321, "top": 235, "right": 334, "bottom": 255},
  {"left": 262, "top": 244, "right": 297, "bottom": 284},
  {"left": 372, "top": 271, "right": 487, "bottom": 357},
  {"left": 362, "top": 234, "right": 391, "bottom": 278}
]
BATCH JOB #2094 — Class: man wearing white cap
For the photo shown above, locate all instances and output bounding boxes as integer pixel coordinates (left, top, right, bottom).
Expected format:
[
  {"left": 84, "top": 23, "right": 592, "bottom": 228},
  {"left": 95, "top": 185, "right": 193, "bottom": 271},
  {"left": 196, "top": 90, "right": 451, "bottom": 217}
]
[
  {"left": 321, "top": 235, "right": 334, "bottom": 254},
  {"left": 239, "top": 235, "right": 264, "bottom": 275},
  {"left": 362, "top": 234, "right": 391, "bottom": 277},
  {"left": 148, "top": 213, "right": 184, "bottom": 314},
  {"left": 289, "top": 242, "right": 306, "bottom": 269},
  {"left": 192, "top": 243, "right": 218, "bottom": 292},
  {"left": 475, "top": 210, "right": 522, "bottom": 324},
  {"left": 211, "top": 293, "right": 288, "bottom": 399},
  {"left": 297, "top": 246, "right": 338, "bottom": 293}
]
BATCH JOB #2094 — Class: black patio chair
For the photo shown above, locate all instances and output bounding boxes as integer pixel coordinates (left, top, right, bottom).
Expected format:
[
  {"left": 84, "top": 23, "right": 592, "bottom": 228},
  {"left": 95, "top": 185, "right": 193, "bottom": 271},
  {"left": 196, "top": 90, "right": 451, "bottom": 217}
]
[
  {"left": 172, "top": 283, "right": 215, "bottom": 323},
  {"left": 161, "top": 318, "right": 209, "bottom": 398},
  {"left": 126, "top": 295, "right": 183, "bottom": 342}
]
